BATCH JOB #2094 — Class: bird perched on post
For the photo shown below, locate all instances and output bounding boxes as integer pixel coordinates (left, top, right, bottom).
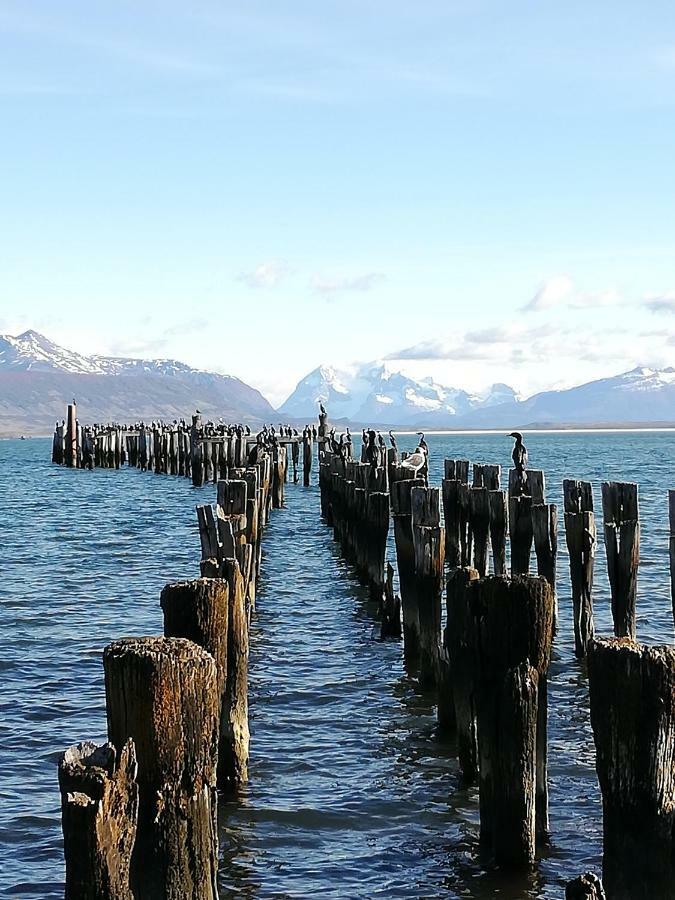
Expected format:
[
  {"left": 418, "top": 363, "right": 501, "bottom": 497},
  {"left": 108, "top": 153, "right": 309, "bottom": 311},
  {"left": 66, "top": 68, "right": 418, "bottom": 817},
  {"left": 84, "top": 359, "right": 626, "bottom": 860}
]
[
  {"left": 400, "top": 433, "right": 428, "bottom": 481},
  {"left": 388, "top": 430, "right": 397, "bottom": 452},
  {"left": 509, "top": 431, "right": 528, "bottom": 494}
]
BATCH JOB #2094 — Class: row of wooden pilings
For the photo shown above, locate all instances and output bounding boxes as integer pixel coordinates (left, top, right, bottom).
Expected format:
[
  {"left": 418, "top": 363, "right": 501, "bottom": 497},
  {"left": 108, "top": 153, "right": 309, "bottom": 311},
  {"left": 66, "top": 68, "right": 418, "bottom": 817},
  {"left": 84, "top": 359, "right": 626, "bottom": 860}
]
[
  {"left": 318, "top": 439, "right": 675, "bottom": 897},
  {"left": 52, "top": 403, "right": 314, "bottom": 489},
  {"left": 56, "top": 436, "right": 284, "bottom": 898}
]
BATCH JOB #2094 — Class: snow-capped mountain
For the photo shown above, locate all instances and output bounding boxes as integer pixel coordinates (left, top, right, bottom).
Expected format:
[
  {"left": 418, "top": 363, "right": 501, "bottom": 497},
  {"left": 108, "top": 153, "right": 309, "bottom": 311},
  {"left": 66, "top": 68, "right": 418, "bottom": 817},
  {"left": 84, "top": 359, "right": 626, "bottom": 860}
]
[
  {"left": 278, "top": 362, "right": 519, "bottom": 425},
  {"left": 463, "top": 366, "right": 675, "bottom": 427},
  {"left": 0, "top": 330, "right": 274, "bottom": 435}
]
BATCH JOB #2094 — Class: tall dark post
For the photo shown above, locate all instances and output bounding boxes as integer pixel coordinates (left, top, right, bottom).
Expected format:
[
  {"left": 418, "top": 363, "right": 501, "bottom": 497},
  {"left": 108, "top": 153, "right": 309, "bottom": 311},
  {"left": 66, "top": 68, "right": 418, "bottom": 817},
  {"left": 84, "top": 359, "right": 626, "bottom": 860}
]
[
  {"left": 601, "top": 481, "right": 639, "bottom": 639},
  {"left": 563, "top": 479, "right": 596, "bottom": 657}
]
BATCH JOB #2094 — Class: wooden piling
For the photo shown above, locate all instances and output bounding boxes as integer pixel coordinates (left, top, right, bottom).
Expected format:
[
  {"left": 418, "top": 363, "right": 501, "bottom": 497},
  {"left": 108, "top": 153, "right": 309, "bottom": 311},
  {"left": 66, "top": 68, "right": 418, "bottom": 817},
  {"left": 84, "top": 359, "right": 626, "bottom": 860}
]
[
  {"left": 445, "top": 566, "right": 480, "bottom": 779},
  {"left": 467, "top": 575, "right": 554, "bottom": 864},
  {"left": 380, "top": 561, "right": 402, "bottom": 638},
  {"left": 411, "top": 485, "right": 444, "bottom": 686},
  {"left": 66, "top": 402, "right": 78, "bottom": 467},
  {"left": 601, "top": 482, "right": 639, "bottom": 639},
  {"left": 588, "top": 638, "right": 675, "bottom": 891},
  {"left": 488, "top": 490, "right": 508, "bottom": 576},
  {"left": 669, "top": 490, "right": 675, "bottom": 629},
  {"left": 563, "top": 480, "right": 596, "bottom": 657},
  {"left": 219, "top": 557, "right": 249, "bottom": 786},
  {"left": 160, "top": 579, "right": 231, "bottom": 789},
  {"left": 565, "top": 874, "right": 606, "bottom": 899},
  {"left": 103, "top": 637, "right": 219, "bottom": 900},
  {"left": 442, "top": 460, "right": 469, "bottom": 568},
  {"left": 392, "top": 474, "right": 425, "bottom": 661},
  {"left": 303, "top": 431, "right": 312, "bottom": 486},
  {"left": 58, "top": 740, "right": 138, "bottom": 900}
]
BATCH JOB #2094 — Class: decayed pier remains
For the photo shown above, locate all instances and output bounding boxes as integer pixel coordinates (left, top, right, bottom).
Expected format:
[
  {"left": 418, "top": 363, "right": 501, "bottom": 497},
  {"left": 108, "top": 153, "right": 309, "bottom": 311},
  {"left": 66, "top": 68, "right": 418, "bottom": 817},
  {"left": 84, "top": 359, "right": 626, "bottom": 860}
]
[{"left": 53, "top": 402, "right": 675, "bottom": 898}]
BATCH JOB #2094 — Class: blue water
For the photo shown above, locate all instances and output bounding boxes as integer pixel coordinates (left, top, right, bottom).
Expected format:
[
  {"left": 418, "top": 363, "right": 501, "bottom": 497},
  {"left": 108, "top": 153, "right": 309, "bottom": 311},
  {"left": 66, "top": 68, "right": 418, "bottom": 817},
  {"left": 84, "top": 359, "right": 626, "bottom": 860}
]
[{"left": 1, "top": 433, "right": 674, "bottom": 899}]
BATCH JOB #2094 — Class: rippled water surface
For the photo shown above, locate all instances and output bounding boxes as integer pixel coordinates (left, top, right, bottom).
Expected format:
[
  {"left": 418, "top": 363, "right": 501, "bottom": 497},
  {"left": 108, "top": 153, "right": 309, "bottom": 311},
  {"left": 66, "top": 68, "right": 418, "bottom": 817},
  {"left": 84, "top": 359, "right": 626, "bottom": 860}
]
[{"left": 2, "top": 433, "right": 675, "bottom": 899}]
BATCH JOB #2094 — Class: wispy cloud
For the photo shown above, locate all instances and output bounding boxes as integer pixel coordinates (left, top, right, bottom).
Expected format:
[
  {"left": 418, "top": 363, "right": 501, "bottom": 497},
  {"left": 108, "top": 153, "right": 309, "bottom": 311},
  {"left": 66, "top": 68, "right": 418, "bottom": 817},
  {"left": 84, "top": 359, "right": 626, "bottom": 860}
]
[
  {"left": 237, "top": 259, "right": 290, "bottom": 289},
  {"left": 524, "top": 275, "right": 622, "bottom": 311},
  {"left": 311, "top": 271, "right": 386, "bottom": 298}
]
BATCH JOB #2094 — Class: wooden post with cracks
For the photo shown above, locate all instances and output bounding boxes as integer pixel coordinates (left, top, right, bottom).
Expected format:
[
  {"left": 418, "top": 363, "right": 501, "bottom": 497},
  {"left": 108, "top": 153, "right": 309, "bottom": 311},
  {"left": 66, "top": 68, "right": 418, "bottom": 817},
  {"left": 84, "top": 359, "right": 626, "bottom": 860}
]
[
  {"left": 103, "top": 637, "right": 219, "bottom": 900},
  {"left": 563, "top": 479, "right": 596, "bottom": 657},
  {"left": 411, "top": 485, "right": 444, "bottom": 687}
]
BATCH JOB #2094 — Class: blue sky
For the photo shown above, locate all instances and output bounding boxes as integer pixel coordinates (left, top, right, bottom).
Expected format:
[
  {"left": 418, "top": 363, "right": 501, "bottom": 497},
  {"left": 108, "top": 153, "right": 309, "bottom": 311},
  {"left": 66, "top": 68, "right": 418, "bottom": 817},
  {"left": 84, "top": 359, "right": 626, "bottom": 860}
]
[{"left": 1, "top": 1, "right": 675, "bottom": 404}]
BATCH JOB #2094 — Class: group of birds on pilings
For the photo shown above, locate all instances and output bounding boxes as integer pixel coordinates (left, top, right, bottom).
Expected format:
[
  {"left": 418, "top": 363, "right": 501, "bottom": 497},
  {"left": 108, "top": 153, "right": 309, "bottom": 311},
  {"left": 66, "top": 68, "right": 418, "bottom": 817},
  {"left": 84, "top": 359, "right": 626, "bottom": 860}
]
[{"left": 324, "top": 426, "right": 431, "bottom": 479}]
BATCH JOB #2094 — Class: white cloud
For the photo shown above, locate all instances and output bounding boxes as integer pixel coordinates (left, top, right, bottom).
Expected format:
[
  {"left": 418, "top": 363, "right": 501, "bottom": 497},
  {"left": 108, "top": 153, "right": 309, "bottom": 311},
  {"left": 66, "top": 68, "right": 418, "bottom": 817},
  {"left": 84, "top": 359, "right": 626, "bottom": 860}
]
[
  {"left": 644, "top": 293, "right": 675, "bottom": 313},
  {"left": 237, "top": 259, "right": 290, "bottom": 289},
  {"left": 524, "top": 276, "right": 622, "bottom": 311},
  {"left": 310, "top": 271, "right": 386, "bottom": 298}
]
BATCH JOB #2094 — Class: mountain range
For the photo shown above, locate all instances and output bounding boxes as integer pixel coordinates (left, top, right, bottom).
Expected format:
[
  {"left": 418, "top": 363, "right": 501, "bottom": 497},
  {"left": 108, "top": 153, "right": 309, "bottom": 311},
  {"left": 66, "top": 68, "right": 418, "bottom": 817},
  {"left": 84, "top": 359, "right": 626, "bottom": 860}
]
[
  {"left": 1, "top": 330, "right": 675, "bottom": 435},
  {"left": 0, "top": 330, "right": 274, "bottom": 435}
]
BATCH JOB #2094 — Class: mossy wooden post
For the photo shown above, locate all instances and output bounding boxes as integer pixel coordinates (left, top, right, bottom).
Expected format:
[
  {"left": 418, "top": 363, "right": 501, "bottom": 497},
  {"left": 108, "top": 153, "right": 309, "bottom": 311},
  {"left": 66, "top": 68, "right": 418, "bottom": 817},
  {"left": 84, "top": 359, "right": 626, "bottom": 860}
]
[
  {"left": 446, "top": 567, "right": 480, "bottom": 779},
  {"left": 588, "top": 638, "right": 675, "bottom": 895},
  {"left": 103, "top": 637, "right": 219, "bottom": 900},
  {"left": 58, "top": 740, "right": 138, "bottom": 900},
  {"left": 563, "top": 480, "right": 596, "bottom": 657},
  {"left": 442, "top": 460, "right": 469, "bottom": 567},
  {"left": 467, "top": 575, "right": 554, "bottom": 864},
  {"left": 392, "top": 473, "right": 425, "bottom": 662},
  {"left": 160, "top": 579, "right": 231, "bottom": 789},
  {"left": 601, "top": 481, "right": 639, "bottom": 639},
  {"left": 220, "top": 557, "right": 249, "bottom": 786},
  {"left": 566, "top": 874, "right": 606, "bottom": 899},
  {"left": 411, "top": 485, "right": 444, "bottom": 686},
  {"left": 669, "top": 490, "right": 675, "bottom": 628}
]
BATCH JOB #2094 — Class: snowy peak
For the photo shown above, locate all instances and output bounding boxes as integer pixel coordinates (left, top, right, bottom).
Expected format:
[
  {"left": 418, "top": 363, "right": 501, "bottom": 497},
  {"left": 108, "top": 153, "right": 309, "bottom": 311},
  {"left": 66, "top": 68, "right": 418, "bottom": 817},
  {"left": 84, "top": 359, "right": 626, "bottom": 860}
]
[
  {"left": 0, "top": 330, "right": 104, "bottom": 374},
  {"left": 278, "top": 361, "right": 518, "bottom": 424}
]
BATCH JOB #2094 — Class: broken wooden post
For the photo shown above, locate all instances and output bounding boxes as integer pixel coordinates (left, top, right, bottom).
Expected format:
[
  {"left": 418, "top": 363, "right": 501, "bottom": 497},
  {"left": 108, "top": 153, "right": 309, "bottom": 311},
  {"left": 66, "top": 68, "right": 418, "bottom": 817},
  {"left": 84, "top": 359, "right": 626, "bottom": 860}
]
[
  {"left": 601, "top": 481, "right": 639, "bottom": 639},
  {"left": 508, "top": 469, "right": 543, "bottom": 575},
  {"left": 446, "top": 567, "right": 480, "bottom": 780},
  {"left": 103, "top": 637, "right": 219, "bottom": 899},
  {"left": 58, "top": 740, "right": 138, "bottom": 900},
  {"left": 563, "top": 480, "right": 596, "bottom": 657},
  {"left": 467, "top": 575, "right": 554, "bottom": 865},
  {"left": 160, "top": 579, "right": 231, "bottom": 789},
  {"left": 392, "top": 473, "right": 425, "bottom": 662},
  {"left": 469, "top": 487, "right": 490, "bottom": 576},
  {"left": 190, "top": 415, "right": 204, "bottom": 487},
  {"left": 366, "top": 489, "right": 390, "bottom": 601},
  {"left": 565, "top": 873, "right": 606, "bottom": 899},
  {"left": 291, "top": 438, "right": 299, "bottom": 483},
  {"left": 588, "top": 638, "right": 675, "bottom": 892},
  {"left": 272, "top": 445, "right": 286, "bottom": 508},
  {"left": 411, "top": 485, "right": 444, "bottom": 686}
]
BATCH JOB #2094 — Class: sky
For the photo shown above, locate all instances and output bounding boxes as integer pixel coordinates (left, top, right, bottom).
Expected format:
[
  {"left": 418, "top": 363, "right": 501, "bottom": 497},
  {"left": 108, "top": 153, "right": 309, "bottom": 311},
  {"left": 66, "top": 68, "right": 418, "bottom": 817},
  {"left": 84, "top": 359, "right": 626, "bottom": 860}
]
[{"left": 1, "top": 1, "right": 675, "bottom": 406}]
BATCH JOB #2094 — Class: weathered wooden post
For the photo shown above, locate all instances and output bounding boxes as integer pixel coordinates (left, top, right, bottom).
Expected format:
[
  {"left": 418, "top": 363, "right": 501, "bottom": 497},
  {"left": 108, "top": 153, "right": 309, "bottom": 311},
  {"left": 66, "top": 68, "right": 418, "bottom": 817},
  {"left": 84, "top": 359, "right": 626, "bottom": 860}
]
[
  {"left": 467, "top": 575, "right": 554, "bottom": 865},
  {"left": 219, "top": 557, "right": 249, "bottom": 785},
  {"left": 66, "top": 402, "right": 78, "bottom": 467},
  {"left": 58, "top": 740, "right": 138, "bottom": 900},
  {"left": 103, "top": 637, "right": 219, "bottom": 900},
  {"left": 669, "top": 490, "right": 675, "bottom": 628},
  {"left": 291, "top": 438, "right": 299, "bottom": 483},
  {"left": 272, "top": 445, "right": 286, "bottom": 508},
  {"left": 442, "top": 460, "right": 469, "bottom": 567},
  {"left": 160, "top": 579, "right": 231, "bottom": 788},
  {"left": 508, "top": 469, "right": 544, "bottom": 575},
  {"left": 601, "top": 481, "right": 639, "bottom": 639},
  {"left": 469, "top": 487, "right": 490, "bottom": 576},
  {"left": 366, "top": 489, "right": 390, "bottom": 601},
  {"left": 588, "top": 638, "right": 675, "bottom": 894},
  {"left": 445, "top": 566, "right": 480, "bottom": 768},
  {"left": 411, "top": 485, "right": 444, "bottom": 686},
  {"left": 563, "top": 480, "right": 596, "bottom": 657},
  {"left": 392, "top": 473, "right": 425, "bottom": 661},
  {"left": 191, "top": 414, "right": 204, "bottom": 487},
  {"left": 303, "top": 431, "right": 312, "bottom": 486},
  {"left": 532, "top": 503, "right": 557, "bottom": 629},
  {"left": 488, "top": 490, "right": 508, "bottom": 576},
  {"left": 380, "top": 561, "right": 402, "bottom": 638}
]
